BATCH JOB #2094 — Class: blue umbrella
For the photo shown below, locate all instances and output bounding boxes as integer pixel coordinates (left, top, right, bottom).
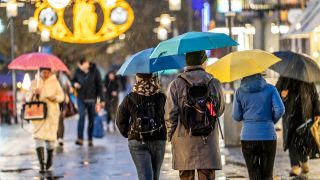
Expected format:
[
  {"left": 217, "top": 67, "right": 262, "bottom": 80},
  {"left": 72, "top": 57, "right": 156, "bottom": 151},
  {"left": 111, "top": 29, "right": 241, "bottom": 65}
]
[
  {"left": 150, "top": 31, "right": 238, "bottom": 58},
  {"left": 117, "top": 48, "right": 186, "bottom": 76}
]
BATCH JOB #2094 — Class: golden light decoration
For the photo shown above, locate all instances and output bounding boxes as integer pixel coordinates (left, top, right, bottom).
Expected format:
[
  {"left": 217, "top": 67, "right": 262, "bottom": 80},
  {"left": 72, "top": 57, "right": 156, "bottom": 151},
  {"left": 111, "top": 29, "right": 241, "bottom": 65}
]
[{"left": 33, "top": 0, "right": 134, "bottom": 44}]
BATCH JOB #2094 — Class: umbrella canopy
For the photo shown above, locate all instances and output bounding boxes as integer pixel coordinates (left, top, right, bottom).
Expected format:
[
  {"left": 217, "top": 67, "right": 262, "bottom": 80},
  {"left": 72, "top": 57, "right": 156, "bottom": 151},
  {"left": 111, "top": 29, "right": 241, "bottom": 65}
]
[
  {"left": 206, "top": 50, "right": 281, "bottom": 82},
  {"left": 117, "top": 48, "right": 185, "bottom": 76},
  {"left": 271, "top": 51, "right": 320, "bottom": 83},
  {"left": 8, "top": 53, "right": 70, "bottom": 73},
  {"left": 150, "top": 31, "right": 238, "bottom": 58}
]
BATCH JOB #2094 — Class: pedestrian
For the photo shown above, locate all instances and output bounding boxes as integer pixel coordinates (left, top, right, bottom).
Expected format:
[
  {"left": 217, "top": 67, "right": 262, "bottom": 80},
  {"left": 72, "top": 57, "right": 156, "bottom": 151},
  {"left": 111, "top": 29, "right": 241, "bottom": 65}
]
[
  {"left": 57, "top": 72, "right": 73, "bottom": 147},
  {"left": 72, "top": 58, "right": 103, "bottom": 146},
  {"left": 116, "top": 73, "right": 167, "bottom": 180},
  {"left": 233, "top": 74, "right": 285, "bottom": 180},
  {"left": 276, "top": 77, "right": 320, "bottom": 176},
  {"left": 166, "top": 50, "right": 225, "bottom": 180},
  {"left": 104, "top": 70, "right": 120, "bottom": 132},
  {"left": 28, "top": 68, "right": 65, "bottom": 173}
]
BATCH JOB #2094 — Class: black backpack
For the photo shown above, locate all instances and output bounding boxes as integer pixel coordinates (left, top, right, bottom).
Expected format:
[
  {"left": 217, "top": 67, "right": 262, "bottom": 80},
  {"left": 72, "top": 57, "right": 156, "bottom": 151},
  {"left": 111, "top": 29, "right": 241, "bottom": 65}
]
[
  {"left": 179, "top": 75, "right": 218, "bottom": 137},
  {"left": 129, "top": 94, "right": 163, "bottom": 142}
]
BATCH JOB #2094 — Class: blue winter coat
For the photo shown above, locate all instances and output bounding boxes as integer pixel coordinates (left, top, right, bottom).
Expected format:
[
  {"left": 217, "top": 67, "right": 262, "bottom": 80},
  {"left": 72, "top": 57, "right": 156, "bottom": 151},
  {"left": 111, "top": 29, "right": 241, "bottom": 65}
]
[{"left": 232, "top": 74, "right": 285, "bottom": 141}]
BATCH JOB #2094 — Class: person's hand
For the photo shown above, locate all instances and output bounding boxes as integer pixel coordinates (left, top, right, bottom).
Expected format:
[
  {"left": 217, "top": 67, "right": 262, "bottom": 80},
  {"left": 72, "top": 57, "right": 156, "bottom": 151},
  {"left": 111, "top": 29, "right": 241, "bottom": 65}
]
[
  {"left": 100, "top": 101, "right": 106, "bottom": 109},
  {"left": 281, "top": 90, "right": 289, "bottom": 98},
  {"left": 34, "top": 88, "right": 41, "bottom": 95},
  {"left": 74, "top": 82, "right": 81, "bottom": 89},
  {"left": 47, "top": 96, "right": 56, "bottom": 102},
  {"left": 111, "top": 91, "right": 117, "bottom": 97},
  {"left": 315, "top": 116, "right": 320, "bottom": 123}
]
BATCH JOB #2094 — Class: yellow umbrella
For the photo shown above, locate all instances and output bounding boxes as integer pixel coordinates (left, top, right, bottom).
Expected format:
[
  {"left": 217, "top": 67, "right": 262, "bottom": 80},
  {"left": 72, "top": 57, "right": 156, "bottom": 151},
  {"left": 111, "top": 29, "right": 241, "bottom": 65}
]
[{"left": 206, "top": 50, "right": 281, "bottom": 82}]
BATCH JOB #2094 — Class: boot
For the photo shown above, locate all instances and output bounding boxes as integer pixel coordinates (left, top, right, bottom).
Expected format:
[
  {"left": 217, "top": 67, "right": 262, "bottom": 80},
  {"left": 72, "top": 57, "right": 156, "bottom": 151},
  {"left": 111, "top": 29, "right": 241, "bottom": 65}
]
[
  {"left": 46, "top": 149, "right": 54, "bottom": 171},
  {"left": 302, "top": 161, "right": 309, "bottom": 174},
  {"left": 289, "top": 165, "right": 301, "bottom": 176},
  {"left": 36, "top": 147, "right": 45, "bottom": 173}
]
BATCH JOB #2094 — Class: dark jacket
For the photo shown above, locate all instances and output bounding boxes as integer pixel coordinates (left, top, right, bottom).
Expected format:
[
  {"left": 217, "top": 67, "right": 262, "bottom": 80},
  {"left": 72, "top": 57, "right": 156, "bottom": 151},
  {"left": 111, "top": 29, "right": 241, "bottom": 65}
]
[
  {"left": 276, "top": 77, "right": 320, "bottom": 153},
  {"left": 72, "top": 63, "right": 103, "bottom": 101},
  {"left": 233, "top": 74, "right": 285, "bottom": 140},
  {"left": 104, "top": 73, "right": 120, "bottom": 104},
  {"left": 116, "top": 92, "right": 167, "bottom": 141},
  {"left": 165, "top": 66, "right": 225, "bottom": 170}
]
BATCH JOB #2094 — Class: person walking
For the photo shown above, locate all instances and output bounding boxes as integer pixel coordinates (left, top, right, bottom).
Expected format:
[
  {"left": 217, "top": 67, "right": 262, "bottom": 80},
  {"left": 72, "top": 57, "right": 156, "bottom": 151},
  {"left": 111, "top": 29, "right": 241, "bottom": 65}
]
[
  {"left": 116, "top": 73, "right": 167, "bottom": 180},
  {"left": 57, "top": 72, "right": 73, "bottom": 147},
  {"left": 104, "top": 70, "right": 120, "bottom": 132},
  {"left": 276, "top": 77, "right": 320, "bottom": 176},
  {"left": 28, "top": 68, "right": 65, "bottom": 173},
  {"left": 166, "top": 50, "right": 225, "bottom": 180},
  {"left": 72, "top": 58, "right": 103, "bottom": 146},
  {"left": 233, "top": 74, "right": 285, "bottom": 180}
]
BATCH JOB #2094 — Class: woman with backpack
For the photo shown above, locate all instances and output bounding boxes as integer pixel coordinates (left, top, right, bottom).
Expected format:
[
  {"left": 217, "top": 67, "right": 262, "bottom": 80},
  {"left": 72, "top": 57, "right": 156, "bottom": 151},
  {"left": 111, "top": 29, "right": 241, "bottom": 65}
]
[
  {"left": 116, "top": 73, "right": 167, "bottom": 180},
  {"left": 232, "top": 74, "right": 285, "bottom": 180}
]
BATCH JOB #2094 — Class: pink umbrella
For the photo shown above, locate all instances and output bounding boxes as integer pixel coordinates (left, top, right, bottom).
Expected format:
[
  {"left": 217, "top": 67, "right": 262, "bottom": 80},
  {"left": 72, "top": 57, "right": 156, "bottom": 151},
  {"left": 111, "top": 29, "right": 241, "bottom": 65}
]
[{"left": 8, "top": 53, "right": 70, "bottom": 73}]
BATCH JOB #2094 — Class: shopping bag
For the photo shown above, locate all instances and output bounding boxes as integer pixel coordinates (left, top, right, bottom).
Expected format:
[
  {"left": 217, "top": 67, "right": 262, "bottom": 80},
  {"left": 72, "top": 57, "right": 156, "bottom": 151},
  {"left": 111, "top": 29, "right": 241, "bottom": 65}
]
[
  {"left": 22, "top": 96, "right": 47, "bottom": 121},
  {"left": 93, "top": 115, "right": 105, "bottom": 138}
]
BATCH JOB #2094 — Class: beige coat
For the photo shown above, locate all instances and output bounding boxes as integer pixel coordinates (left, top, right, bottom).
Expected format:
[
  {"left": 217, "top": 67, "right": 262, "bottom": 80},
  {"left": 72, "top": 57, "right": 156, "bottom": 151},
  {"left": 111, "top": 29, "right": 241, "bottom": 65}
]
[
  {"left": 28, "top": 75, "right": 64, "bottom": 141},
  {"left": 165, "top": 66, "right": 225, "bottom": 170}
]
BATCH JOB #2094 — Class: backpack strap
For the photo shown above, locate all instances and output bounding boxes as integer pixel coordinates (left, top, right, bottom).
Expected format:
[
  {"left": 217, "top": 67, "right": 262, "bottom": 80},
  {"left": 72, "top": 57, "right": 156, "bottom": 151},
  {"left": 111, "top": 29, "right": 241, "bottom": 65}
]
[{"left": 178, "top": 74, "right": 192, "bottom": 87}]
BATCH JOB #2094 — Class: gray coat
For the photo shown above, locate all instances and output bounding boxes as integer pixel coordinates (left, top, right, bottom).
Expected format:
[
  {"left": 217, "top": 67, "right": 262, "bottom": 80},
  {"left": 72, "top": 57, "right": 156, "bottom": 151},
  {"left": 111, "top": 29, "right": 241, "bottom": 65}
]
[{"left": 165, "top": 66, "right": 225, "bottom": 170}]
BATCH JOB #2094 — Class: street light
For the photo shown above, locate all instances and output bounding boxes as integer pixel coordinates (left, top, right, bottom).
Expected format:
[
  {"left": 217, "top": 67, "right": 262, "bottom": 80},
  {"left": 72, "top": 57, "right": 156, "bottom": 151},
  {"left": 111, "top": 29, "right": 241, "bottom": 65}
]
[
  {"left": 155, "top": 14, "right": 176, "bottom": 31},
  {"left": 154, "top": 26, "right": 168, "bottom": 40},
  {"left": 41, "top": 29, "right": 50, "bottom": 42},
  {"left": 169, "top": 0, "right": 181, "bottom": 11},
  {"left": 6, "top": 1, "right": 18, "bottom": 18},
  {"left": 28, "top": 17, "right": 38, "bottom": 33},
  {"left": 4, "top": 0, "right": 23, "bottom": 123}
]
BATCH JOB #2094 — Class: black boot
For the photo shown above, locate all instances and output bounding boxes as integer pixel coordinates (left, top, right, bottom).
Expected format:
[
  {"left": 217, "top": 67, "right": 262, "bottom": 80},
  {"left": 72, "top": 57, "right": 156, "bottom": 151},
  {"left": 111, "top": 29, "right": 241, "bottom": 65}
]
[
  {"left": 36, "top": 147, "right": 45, "bottom": 173},
  {"left": 46, "top": 149, "right": 54, "bottom": 171}
]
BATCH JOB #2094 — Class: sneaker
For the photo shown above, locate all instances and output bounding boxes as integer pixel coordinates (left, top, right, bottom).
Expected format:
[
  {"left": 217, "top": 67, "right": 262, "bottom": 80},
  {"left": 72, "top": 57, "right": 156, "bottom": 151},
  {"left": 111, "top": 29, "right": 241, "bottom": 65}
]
[
  {"left": 58, "top": 139, "right": 64, "bottom": 147},
  {"left": 88, "top": 141, "right": 93, "bottom": 147},
  {"left": 289, "top": 165, "right": 301, "bottom": 176},
  {"left": 75, "top": 139, "right": 83, "bottom": 146},
  {"left": 109, "top": 121, "right": 115, "bottom": 133},
  {"left": 302, "top": 162, "right": 309, "bottom": 174}
]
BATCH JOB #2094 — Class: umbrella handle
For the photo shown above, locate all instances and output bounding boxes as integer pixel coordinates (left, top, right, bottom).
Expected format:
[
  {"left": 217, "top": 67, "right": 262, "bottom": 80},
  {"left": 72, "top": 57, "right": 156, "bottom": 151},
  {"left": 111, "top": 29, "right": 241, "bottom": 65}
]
[{"left": 36, "top": 69, "right": 40, "bottom": 89}]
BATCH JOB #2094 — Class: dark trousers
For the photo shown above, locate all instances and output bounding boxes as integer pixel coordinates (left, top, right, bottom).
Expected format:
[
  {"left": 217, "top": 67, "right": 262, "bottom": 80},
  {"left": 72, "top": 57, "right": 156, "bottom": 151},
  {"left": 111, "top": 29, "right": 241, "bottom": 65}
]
[
  {"left": 128, "top": 140, "right": 166, "bottom": 180},
  {"left": 77, "top": 99, "right": 96, "bottom": 141},
  {"left": 179, "top": 169, "right": 215, "bottom": 180},
  {"left": 289, "top": 144, "right": 308, "bottom": 166},
  {"left": 57, "top": 113, "right": 64, "bottom": 139},
  {"left": 241, "top": 140, "right": 277, "bottom": 180}
]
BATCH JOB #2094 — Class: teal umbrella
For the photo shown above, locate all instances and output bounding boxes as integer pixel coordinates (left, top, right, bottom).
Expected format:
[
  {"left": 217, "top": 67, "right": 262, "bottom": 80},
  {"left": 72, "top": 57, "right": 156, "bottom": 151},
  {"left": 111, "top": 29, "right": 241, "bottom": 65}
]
[
  {"left": 150, "top": 31, "right": 238, "bottom": 58},
  {"left": 117, "top": 48, "right": 185, "bottom": 76}
]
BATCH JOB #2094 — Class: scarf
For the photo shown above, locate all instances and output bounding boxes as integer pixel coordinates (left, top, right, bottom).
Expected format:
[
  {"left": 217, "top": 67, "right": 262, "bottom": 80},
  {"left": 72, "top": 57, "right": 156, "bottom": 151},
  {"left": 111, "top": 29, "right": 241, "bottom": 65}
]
[{"left": 132, "top": 76, "right": 160, "bottom": 96}]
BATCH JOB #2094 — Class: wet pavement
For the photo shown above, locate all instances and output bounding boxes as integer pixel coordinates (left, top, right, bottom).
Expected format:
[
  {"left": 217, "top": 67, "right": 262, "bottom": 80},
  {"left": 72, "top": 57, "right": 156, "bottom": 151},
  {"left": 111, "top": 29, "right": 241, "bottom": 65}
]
[
  {"left": 0, "top": 119, "right": 320, "bottom": 180},
  {"left": 0, "top": 119, "right": 247, "bottom": 180}
]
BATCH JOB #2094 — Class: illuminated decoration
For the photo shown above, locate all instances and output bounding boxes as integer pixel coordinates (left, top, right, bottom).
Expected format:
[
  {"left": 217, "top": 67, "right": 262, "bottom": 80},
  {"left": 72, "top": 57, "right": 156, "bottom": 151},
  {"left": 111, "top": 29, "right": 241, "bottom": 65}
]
[
  {"left": 48, "top": 0, "right": 70, "bottom": 9},
  {"left": 39, "top": 8, "right": 57, "bottom": 26},
  {"left": 110, "top": 7, "right": 128, "bottom": 25},
  {"left": 33, "top": 0, "right": 134, "bottom": 44}
]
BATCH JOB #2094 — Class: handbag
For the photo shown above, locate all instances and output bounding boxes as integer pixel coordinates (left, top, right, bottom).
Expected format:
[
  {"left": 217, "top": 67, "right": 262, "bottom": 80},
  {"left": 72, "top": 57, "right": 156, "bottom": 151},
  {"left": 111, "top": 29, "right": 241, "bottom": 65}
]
[
  {"left": 63, "top": 95, "right": 78, "bottom": 118},
  {"left": 22, "top": 95, "right": 47, "bottom": 121}
]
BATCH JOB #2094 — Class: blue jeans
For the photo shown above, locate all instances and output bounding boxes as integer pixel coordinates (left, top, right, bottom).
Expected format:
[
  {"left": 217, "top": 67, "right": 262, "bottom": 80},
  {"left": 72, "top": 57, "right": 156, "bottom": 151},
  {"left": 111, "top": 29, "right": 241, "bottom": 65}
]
[
  {"left": 128, "top": 140, "right": 166, "bottom": 180},
  {"left": 77, "top": 99, "right": 96, "bottom": 141}
]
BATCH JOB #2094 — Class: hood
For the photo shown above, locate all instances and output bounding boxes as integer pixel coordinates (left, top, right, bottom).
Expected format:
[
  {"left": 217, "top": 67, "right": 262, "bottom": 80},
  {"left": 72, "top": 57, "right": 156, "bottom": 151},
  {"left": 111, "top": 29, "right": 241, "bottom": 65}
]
[
  {"left": 182, "top": 65, "right": 213, "bottom": 84},
  {"left": 240, "top": 74, "right": 267, "bottom": 93}
]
